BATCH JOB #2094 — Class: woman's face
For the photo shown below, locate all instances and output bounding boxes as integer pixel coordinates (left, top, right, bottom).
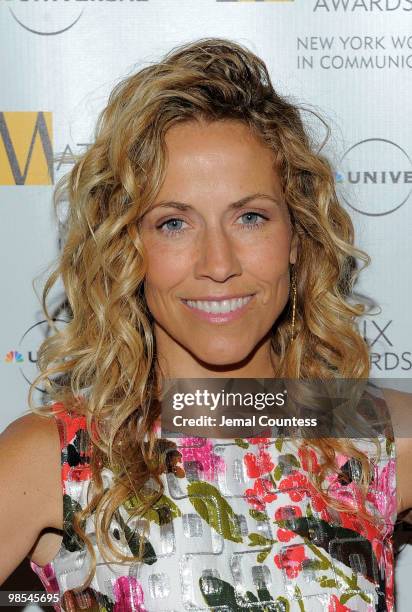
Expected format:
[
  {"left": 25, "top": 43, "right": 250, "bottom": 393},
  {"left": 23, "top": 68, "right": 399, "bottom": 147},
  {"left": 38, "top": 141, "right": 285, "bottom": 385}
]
[{"left": 139, "top": 119, "right": 298, "bottom": 377}]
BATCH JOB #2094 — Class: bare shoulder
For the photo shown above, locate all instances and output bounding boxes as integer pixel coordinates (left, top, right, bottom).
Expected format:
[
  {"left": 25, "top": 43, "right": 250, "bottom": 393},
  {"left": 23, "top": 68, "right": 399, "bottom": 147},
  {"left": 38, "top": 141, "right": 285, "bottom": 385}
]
[
  {"left": 2, "top": 410, "right": 58, "bottom": 442},
  {"left": 380, "top": 386, "right": 412, "bottom": 517},
  {"left": 0, "top": 412, "right": 63, "bottom": 526},
  {"left": 0, "top": 411, "right": 63, "bottom": 584},
  {"left": 380, "top": 385, "right": 412, "bottom": 428},
  {"left": 1, "top": 411, "right": 60, "bottom": 477}
]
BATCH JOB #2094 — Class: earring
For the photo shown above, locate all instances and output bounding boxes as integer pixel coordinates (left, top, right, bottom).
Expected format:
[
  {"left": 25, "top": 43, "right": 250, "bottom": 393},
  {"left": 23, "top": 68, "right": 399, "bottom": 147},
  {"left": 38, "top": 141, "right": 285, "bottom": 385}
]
[{"left": 290, "top": 267, "right": 297, "bottom": 342}]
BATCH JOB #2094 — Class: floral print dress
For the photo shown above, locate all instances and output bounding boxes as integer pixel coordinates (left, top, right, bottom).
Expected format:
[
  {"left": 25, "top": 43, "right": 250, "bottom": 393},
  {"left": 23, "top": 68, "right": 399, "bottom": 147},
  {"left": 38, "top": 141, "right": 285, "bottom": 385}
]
[{"left": 30, "top": 383, "right": 397, "bottom": 612}]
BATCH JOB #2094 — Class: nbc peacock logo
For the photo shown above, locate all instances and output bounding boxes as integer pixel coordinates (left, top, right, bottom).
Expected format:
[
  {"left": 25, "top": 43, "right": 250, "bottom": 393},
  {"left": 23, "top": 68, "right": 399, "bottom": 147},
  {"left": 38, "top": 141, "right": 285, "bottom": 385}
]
[
  {"left": 4, "top": 351, "right": 24, "bottom": 364},
  {"left": 6, "top": 319, "right": 68, "bottom": 391},
  {"left": 0, "top": 112, "right": 53, "bottom": 185}
]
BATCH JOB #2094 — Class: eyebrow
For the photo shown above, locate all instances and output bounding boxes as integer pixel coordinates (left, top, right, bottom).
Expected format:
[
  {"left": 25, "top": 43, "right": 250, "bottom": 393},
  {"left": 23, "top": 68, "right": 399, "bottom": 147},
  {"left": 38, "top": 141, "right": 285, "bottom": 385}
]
[{"left": 147, "top": 193, "right": 282, "bottom": 213}]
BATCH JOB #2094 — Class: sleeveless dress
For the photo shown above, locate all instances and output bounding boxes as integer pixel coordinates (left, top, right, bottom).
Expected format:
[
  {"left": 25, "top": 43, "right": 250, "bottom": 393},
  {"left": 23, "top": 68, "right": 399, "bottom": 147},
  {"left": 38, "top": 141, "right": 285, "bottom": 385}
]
[{"left": 30, "top": 382, "right": 397, "bottom": 612}]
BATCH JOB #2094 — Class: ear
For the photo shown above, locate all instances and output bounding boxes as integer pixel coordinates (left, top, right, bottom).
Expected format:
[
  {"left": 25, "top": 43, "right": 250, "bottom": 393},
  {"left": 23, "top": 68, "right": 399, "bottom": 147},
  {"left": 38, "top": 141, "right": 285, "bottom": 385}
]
[{"left": 289, "top": 230, "right": 299, "bottom": 265}]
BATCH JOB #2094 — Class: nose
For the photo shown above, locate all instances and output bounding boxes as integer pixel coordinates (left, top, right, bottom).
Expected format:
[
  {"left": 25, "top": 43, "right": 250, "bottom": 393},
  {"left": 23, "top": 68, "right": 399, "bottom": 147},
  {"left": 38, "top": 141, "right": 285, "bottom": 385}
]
[{"left": 193, "top": 224, "right": 242, "bottom": 282}]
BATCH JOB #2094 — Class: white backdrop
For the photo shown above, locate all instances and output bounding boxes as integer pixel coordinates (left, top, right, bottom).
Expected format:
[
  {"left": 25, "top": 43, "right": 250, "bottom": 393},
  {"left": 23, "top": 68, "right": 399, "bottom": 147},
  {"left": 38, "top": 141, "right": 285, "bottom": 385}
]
[{"left": 0, "top": 0, "right": 411, "bottom": 608}]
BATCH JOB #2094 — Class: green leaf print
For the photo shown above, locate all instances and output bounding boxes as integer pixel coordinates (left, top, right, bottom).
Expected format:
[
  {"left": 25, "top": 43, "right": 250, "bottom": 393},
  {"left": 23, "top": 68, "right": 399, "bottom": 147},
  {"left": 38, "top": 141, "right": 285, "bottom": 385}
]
[
  {"left": 257, "top": 548, "right": 272, "bottom": 563},
  {"left": 340, "top": 593, "right": 355, "bottom": 605},
  {"left": 247, "top": 531, "right": 276, "bottom": 564},
  {"left": 198, "top": 575, "right": 240, "bottom": 610},
  {"left": 257, "top": 587, "right": 276, "bottom": 607},
  {"left": 280, "top": 454, "right": 300, "bottom": 468},
  {"left": 248, "top": 532, "right": 274, "bottom": 547},
  {"left": 305, "top": 503, "right": 313, "bottom": 518},
  {"left": 145, "top": 494, "right": 181, "bottom": 525},
  {"left": 62, "top": 494, "right": 86, "bottom": 552},
  {"left": 284, "top": 517, "right": 379, "bottom": 584},
  {"left": 273, "top": 464, "right": 283, "bottom": 481},
  {"left": 123, "top": 492, "right": 181, "bottom": 525},
  {"left": 304, "top": 558, "right": 330, "bottom": 572},
  {"left": 114, "top": 510, "right": 157, "bottom": 564},
  {"left": 90, "top": 588, "right": 114, "bottom": 611},
  {"left": 249, "top": 508, "right": 268, "bottom": 522},
  {"left": 339, "top": 590, "right": 373, "bottom": 605},
  {"left": 386, "top": 437, "right": 394, "bottom": 457},
  {"left": 294, "top": 585, "right": 305, "bottom": 612},
  {"left": 274, "top": 597, "right": 290, "bottom": 612},
  {"left": 274, "top": 438, "right": 283, "bottom": 452},
  {"left": 345, "top": 572, "right": 358, "bottom": 590},
  {"left": 304, "top": 538, "right": 373, "bottom": 604},
  {"left": 317, "top": 576, "right": 338, "bottom": 589},
  {"left": 235, "top": 438, "right": 250, "bottom": 448},
  {"left": 199, "top": 575, "right": 289, "bottom": 612},
  {"left": 188, "top": 481, "right": 243, "bottom": 543}
]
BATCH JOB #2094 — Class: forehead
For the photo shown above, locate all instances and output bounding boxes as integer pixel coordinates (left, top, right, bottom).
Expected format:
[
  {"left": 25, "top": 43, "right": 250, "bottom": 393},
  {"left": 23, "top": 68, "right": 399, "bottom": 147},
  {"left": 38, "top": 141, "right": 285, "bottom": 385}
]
[
  {"left": 164, "top": 118, "right": 273, "bottom": 159},
  {"left": 161, "top": 119, "right": 281, "bottom": 191}
]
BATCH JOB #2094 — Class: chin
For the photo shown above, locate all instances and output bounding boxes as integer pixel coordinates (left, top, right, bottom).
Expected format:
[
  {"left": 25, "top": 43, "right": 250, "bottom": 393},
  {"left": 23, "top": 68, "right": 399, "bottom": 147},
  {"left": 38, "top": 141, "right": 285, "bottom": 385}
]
[{"left": 192, "top": 344, "right": 253, "bottom": 368}]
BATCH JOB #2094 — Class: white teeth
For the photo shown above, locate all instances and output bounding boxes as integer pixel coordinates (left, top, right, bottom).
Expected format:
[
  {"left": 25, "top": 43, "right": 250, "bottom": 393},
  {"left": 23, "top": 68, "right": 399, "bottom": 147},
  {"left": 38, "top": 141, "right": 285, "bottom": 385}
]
[{"left": 184, "top": 295, "right": 253, "bottom": 314}]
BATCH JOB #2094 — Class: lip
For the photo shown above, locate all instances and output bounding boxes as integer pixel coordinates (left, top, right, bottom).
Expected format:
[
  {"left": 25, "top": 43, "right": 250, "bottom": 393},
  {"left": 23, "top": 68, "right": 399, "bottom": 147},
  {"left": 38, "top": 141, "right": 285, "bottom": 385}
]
[
  {"left": 181, "top": 293, "right": 255, "bottom": 301},
  {"left": 180, "top": 294, "right": 255, "bottom": 324}
]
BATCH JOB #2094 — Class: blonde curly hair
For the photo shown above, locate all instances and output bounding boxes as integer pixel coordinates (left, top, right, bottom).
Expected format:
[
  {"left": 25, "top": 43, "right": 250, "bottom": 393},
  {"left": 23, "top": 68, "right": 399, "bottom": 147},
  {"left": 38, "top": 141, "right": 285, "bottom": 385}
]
[{"left": 30, "top": 37, "right": 378, "bottom": 590}]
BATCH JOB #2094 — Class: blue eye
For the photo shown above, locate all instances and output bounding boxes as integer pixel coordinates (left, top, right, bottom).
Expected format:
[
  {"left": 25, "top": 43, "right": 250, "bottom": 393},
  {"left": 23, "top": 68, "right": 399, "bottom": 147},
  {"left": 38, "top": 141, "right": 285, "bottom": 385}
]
[
  {"left": 238, "top": 212, "right": 268, "bottom": 229},
  {"left": 157, "top": 218, "right": 186, "bottom": 235}
]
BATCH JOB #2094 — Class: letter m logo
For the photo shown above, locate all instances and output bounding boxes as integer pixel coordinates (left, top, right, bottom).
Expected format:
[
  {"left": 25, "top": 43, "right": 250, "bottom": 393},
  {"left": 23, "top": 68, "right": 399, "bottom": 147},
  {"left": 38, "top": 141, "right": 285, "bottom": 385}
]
[{"left": 0, "top": 112, "right": 53, "bottom": 185}]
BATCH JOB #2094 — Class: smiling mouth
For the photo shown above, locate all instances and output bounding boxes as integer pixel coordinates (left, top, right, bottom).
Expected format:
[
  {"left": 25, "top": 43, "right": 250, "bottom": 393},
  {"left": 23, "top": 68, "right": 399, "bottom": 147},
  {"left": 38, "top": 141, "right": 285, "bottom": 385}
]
[{"left": 181, "top": 295, "right": 255, "bottom": 314}]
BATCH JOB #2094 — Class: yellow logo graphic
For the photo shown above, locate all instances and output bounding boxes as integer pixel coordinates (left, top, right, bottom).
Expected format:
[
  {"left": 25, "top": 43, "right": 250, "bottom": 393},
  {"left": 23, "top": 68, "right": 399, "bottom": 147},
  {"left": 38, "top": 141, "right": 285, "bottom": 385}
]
[{"left": 0, "top": 112, "right": 53, "bottom": 185}]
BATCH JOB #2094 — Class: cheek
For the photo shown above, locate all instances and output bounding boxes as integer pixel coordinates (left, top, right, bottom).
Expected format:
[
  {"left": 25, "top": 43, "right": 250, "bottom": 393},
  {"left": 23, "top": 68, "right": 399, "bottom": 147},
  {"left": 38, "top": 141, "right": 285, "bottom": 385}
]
[
  {"left": 246, "top": 232, "right": 292, "bottom": 278},
  {"left": 144, "top": 248, "right": 190, "bottom": 293}
]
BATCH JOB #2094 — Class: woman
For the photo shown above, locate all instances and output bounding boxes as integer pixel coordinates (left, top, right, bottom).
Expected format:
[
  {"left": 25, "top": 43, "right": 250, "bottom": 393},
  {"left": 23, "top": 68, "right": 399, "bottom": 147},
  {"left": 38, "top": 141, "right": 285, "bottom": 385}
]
[{"left": 0, "top": 38, "right": 411, "bottom": 612}]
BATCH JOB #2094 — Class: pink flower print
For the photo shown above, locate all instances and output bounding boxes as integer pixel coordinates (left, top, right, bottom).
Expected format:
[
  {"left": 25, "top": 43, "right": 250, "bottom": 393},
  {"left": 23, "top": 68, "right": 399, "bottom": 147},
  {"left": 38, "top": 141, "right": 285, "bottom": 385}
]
[
  {"left": 113, "top": 576, "right": 146, "bottom": 612},
  {"left": 328, "top": 595, "right": 350, "bottom": 611},
  {"left": 245, "top": 476, "right": 277, "bottom": 510},
  {"left": 274, "top": 505, "right": 302, "bottom": 542},
  {"left": 278, "top": 471, "right": 327, "bottom": 512},
  {"left": 276, "top": 528, "right": 296, "bottom": 543},
  {"left": 338, "top": 511, "right": 380, "bottom": 542},
  {"left": 254, "top": 476, "right": 278, "bottom": 503},
  {"left": 298, "top": 445, "right": 320, "bottom": 474},
  {"left": 243, "top": 448, "right": 275, "bottom": 478},
  {"left": 178, "top": 438, "right": 225, "bottom": 482},
  {"left": 335, "top": 453, "right": 351, "bottom": 469},
  {"left": 274, "top": 545, "right": 307, "bottom": 579},
  {"left": 274, "top": 505, "right": 303, "bottom": 521},
  {"left": 382, "top": 541, "right": 395, "bottom": 609},
  {"left": 305, "top": 479, "right": 327, "bottom": 513},
  {"left": 324, "top": 455, "right": 372, "bottom": 514},
  {"left": 245, "top": 436, "right": 271, "bottom": 445},
  {"left": 366, "top": 459, "right": 396, "bottom": 526},
  {"left": 372, "top": 539, "right": 384, "bottom": 568},
  {"left": 278, "top": 471, "right": 308, "bottom": 502},
  {"left": 30, "top": 562, "right": 60, "bottom": 597},
  {"left": 326, "top": 477, "right": 364, "bottom": 513},
  {"left": 245, "top": 493, "right": 265, "bottom": 512}
]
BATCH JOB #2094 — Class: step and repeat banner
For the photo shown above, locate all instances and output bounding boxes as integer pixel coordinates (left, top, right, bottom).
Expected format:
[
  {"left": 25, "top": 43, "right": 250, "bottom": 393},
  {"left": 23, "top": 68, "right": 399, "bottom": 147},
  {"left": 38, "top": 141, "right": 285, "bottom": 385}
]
[{"left": 0, "top": 0, "right": 411, "bottom": 608}]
